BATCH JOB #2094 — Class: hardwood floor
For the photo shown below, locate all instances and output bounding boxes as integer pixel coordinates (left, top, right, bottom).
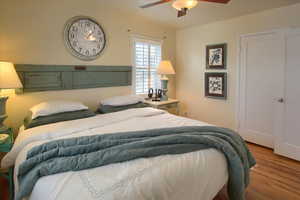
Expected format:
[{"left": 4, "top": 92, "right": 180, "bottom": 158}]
[
  {"left": 215, "top": 143, "right": 300, "bottom": 200},
  {"left": 1, "top": 143, "right": 300, "bottom": 200},
  {"left": 246, "top": 143, "right": 300, "bottom": 200}
]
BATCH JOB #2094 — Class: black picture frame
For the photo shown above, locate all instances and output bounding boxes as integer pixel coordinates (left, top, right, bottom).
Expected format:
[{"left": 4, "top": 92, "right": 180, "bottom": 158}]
[
  {"left": 205, "top": 72, "right": 227, "bottom": 99},
  {"left": 206, "top": 43, "right": 227, "bottom": 70}
]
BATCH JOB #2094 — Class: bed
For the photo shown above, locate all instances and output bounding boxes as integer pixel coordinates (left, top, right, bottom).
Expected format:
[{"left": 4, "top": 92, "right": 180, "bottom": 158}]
[{"left": 1, "top": 107, "right": 254, "bottom": 200}]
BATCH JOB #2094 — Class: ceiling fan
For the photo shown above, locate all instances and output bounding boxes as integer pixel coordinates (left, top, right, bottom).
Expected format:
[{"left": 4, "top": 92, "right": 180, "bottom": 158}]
[{"left": 140, "top": 0, "right": 231, "bottom": 17}]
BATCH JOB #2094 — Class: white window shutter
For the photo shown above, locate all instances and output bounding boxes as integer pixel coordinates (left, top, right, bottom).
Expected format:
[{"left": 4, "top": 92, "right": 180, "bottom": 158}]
[{"left": 134, "top": 39, "right": 162, "bottom": 94}]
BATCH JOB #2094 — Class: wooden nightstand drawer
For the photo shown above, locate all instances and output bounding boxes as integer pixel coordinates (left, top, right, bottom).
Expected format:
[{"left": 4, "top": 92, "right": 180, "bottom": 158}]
[
  {"left": 159, "top": 103, "right": 177, "bottom": 109},
  {"left": 160, "top": 106, "right": 178, "bottom": 115},
  {"left": 144, "top": 99, "right": 179, "bottom": 115}
]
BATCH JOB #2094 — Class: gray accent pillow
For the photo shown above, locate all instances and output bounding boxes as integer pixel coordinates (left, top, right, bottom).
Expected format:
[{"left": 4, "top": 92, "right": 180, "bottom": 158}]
[
  {"left": 24, "top": 110, "right": 96, "bottom": 129},
  {"left": 98, "top": 102, "right": 149, "bottom": 114}
]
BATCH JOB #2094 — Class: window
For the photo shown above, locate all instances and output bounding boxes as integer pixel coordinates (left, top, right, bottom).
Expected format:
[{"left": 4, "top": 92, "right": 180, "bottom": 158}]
[{"left": 133, "top": 38, "right": 162, "bottom": 94}]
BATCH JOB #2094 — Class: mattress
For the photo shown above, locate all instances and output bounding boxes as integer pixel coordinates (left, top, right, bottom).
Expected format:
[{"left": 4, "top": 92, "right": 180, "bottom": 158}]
[{"left": 2, "top": 108, "right": 228, "bottom": 200}]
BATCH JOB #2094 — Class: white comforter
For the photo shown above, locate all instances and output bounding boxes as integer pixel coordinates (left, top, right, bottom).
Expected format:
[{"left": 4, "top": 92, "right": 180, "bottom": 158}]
[{"left": 2, "top": 108, "right": 228, "bottom": 200}]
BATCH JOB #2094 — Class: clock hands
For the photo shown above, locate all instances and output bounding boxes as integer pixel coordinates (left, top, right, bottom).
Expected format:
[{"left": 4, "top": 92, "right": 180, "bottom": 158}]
[
  {"left": 86, "top": 30, "right": 96, "bottom": 41},
  {"left": 86, "top": 30, "right": 93, "bottom": 38}
]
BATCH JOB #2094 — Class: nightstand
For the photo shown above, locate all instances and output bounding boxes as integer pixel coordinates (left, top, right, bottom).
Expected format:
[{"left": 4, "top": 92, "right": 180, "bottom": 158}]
[
  {"left": 0, "top": 128, "right": 14, "bottom": 200},
  {"left": 144, "top": 98, "right": 179, "bottom": 115}
]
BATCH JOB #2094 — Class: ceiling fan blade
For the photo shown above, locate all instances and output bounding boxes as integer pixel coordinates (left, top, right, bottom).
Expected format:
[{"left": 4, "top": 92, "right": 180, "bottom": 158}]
[
  {"left": 199, "top": 0, "right": 231, "bottom": 4},
  {"left": 177, "top": 8, "right": 188, "bottom": 18},
  {"left": 140, "top": 0, "right": 172, "bottom": 8}
]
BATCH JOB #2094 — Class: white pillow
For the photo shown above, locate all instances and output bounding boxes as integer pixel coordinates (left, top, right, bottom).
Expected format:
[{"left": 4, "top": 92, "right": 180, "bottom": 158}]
[
  {"left": 30, "top": 101, "right": 88, "bottom": 119},
  {"left": 101, "top": 95, "right": 144, "bottom": 106}
]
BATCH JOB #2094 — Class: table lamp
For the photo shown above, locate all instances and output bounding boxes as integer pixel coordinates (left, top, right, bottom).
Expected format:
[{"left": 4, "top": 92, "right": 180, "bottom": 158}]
[
  {"left": 0, "top": 62, "right": 23, "bottom": 132},
  {"left": 157, "top": 60, "right": 175, "bottom": 101}
]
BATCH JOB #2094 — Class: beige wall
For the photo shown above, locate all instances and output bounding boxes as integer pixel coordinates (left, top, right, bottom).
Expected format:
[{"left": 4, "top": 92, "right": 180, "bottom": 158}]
[
  {"left": 3, "top": 0, "right": 298, "bottom": 132},
  {"left": 0, "top": 0, "right": 176, "bottom": 131},
  {"left": 176, "top": 3, "right": 300, "bottom": 130}
]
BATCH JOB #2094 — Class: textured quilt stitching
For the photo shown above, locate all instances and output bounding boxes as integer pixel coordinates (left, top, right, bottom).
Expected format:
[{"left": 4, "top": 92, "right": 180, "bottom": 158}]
[{"left": 79, "top": 156, "right": 181, "bottom": 199}]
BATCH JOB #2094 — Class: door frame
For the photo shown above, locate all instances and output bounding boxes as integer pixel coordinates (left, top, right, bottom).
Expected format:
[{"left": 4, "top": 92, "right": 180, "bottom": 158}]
[{"left": 235, "top": 28, "right": 289, "bottom": 147}]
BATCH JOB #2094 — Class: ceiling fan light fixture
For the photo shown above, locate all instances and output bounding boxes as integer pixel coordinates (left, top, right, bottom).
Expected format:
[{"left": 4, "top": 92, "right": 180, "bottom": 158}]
[{"left": 172, "top": 0, "right": 198, "bottom": 11}]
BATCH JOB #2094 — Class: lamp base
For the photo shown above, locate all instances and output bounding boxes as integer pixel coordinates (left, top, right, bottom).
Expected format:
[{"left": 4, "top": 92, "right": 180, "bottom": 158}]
[
  {"left": 0, "top": 125, "right": 9, "bottom": 133},
  {"left": 0, "top": 97, "right": 8, "bottom": 115},
  {"left": 161, "top": 93, "right": 168, "bottom": 101},
  {"left": 0, "top": 97, "right": 9, "bottom": 132},
  {"left": 160, "top": 79, "right": 169, "bottom": 101}
]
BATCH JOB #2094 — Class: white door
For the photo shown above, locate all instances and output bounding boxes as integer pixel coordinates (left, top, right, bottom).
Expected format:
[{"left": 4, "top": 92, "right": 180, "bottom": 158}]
[
  {"left": 239, "top": 31, "right": 285, "bottom": 148},
  {"left": 274, "top": 28, "right": 300, "bottom": 161}
]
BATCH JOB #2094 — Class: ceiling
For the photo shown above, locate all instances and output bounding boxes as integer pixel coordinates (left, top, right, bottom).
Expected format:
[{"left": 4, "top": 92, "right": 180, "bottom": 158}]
[{"left": 102, "top": 0, "right": 300, "bottom": 29}]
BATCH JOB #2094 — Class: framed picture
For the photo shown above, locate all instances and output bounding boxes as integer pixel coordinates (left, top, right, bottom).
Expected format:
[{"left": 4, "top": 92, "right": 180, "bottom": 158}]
[
  {"left": 206, "top": 43, "right": 227, "bottom": 69},
  {"left": 205, "top": 72, "right": 227, "bottom": 99}
]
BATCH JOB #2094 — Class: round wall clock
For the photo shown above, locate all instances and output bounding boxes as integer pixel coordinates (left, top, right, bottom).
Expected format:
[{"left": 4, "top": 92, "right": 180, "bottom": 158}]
[{"left": 64, "top": 16, "right": 106, "bottom": 61}]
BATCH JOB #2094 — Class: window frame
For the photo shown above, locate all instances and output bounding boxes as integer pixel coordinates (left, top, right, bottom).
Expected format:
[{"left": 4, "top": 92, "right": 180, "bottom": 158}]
[{"left": 131, "top": 35, "right": 163, "bottom": 95}]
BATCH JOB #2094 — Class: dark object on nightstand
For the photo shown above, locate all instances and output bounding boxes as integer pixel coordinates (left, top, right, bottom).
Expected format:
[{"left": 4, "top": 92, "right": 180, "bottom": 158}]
[
  {"left": 0, "top": 128, "right": 14, "bottom": 200},
  {"left": 157, "top": 89, "right": 162, "bottom": 99},
  {"left": 152, "top": 89, "right": 162, "bottom": 102},
  {"left": 148, "top": 88, "right": 154, "bottom": 99}
]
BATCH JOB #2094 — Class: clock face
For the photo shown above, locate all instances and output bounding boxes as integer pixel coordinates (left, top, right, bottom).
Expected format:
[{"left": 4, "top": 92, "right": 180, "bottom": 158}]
[{"left": 64, "top": 16, "right": 106, "bottom": 61}]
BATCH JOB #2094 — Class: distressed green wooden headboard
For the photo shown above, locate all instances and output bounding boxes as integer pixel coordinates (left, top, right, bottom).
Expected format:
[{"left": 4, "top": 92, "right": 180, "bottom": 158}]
[{"left": 15, "top": 64, "right": 132, "bottom": 93}]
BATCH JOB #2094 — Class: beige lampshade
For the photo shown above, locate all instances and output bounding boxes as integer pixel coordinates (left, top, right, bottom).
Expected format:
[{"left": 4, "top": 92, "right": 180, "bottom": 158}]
[
  {"left": 157, "top": 60, "right": 176, "bottom": 75},
  {"left": 0, "top": 62, "right": 23, "bottom": 89}
]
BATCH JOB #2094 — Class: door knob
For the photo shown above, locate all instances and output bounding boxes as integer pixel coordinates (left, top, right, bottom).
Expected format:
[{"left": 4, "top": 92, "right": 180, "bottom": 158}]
[{"left": 278, "top": 98, "right": 284, "bottom": 103}]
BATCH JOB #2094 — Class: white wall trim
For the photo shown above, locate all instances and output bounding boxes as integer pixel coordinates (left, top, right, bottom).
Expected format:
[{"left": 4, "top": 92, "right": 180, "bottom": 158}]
[
  {"left": 130, "top": 36, "right": 137, "bottom": 94},
  {"left": 235, "top": 34, "right": 242, "bottom": 132}
]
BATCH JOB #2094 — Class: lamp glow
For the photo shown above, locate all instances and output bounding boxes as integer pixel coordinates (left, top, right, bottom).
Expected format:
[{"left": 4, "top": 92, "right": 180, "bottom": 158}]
[
  {"left": 172, "top": 0, "right": 198, "bottom": 11},
  {"left": 0, "top": 62, "right": 23, "bottom": 132},
  {"left": 0, "top": 62, "right": 23, "bottom": 89}
]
